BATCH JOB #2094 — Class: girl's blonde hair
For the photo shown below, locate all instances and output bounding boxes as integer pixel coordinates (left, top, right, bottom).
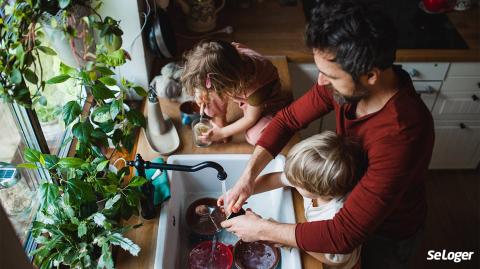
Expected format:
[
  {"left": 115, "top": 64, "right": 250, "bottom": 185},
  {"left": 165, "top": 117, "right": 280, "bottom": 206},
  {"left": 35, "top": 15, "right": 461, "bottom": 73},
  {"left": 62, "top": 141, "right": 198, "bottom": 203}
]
[
  {"left": 180, "top": 40, "right": 250, "bottom": 97},
  {"left": 285, "top": 131, "right": 362, "bottom": 197}
]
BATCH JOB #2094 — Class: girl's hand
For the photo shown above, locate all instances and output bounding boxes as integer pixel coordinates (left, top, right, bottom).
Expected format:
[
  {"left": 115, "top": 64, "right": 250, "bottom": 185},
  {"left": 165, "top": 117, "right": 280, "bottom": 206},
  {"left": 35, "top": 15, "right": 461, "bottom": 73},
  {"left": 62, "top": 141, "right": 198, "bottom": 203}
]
[{"left": 199, "top": 121, "right": 225, "bottom": 142}]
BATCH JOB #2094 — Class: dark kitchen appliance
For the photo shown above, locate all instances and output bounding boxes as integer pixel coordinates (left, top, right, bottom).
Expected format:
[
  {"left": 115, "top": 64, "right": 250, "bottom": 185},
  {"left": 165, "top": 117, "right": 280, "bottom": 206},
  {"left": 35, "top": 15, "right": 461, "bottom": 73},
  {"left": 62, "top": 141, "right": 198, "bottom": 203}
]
[{"left": 301, "top": 0, "right": 469, "bottom": 49}]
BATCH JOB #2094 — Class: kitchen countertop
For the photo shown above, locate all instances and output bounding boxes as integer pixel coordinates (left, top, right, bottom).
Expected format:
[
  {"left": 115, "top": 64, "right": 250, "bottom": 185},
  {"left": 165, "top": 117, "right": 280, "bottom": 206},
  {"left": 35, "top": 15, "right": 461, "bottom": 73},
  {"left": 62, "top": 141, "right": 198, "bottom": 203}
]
[
  {"left": 172, "top": 0, "right": 479, "bottom": 62},
  {"left": 116, "top": 56, "right": 323, "bottom": 269}
]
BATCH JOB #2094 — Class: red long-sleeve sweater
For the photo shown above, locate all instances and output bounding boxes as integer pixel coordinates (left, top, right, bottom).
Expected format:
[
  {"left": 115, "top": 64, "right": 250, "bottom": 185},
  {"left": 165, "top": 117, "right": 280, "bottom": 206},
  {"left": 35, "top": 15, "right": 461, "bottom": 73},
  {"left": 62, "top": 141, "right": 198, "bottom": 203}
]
[{"left": 257, "top": 67, "right": 434, "bottom": 253}]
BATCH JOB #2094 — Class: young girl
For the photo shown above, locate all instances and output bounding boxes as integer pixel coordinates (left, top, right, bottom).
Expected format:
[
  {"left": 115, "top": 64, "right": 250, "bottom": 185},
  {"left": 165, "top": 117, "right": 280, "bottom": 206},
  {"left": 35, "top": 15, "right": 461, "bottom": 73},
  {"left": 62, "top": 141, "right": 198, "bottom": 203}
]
[
  {"left": 180, "top": 39, "right": 291, "bottom": 145},
  {"left": 252, "top": 131, "right": 365, "bottom": 269}
]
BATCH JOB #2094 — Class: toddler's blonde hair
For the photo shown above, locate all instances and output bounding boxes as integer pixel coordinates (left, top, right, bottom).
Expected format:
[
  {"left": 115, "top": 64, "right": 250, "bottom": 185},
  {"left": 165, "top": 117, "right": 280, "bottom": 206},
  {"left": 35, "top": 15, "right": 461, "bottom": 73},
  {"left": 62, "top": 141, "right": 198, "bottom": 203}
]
[
  {"left": 180, "top": 39, "right": 250, "bottom": 98},
  {"left": 285, "top": 131, "right": 362, "bottom": 197}
]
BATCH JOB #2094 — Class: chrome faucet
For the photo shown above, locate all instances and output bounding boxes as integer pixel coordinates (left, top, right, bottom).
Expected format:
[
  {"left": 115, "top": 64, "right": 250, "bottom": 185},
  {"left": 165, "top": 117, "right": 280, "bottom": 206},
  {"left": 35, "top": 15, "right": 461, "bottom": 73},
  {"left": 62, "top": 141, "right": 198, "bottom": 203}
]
[{"left": 127, "top": 154, "right": 227, "bottom": 219}]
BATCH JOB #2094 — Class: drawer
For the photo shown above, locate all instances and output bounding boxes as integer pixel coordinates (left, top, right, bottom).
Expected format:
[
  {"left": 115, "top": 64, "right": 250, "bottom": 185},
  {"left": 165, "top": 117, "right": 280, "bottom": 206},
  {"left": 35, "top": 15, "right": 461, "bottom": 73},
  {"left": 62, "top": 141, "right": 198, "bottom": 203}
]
[
  {"left": 441, "top": 77, "right": 480, "bottom": 92},
  {"left": 412, "top": 81, "right": 441, "bottom": 111},
  {"left": 432, "top": 90, "right": 480, "bottom": 120},
  {"left": 447, "top": 63, "right": 480, "bottom": 77},
  {"left": 430, "top": 120, "right": 480, "bottom": 169},
  {"left": 397, "top": 62, "right": 449, "bottom": 81}
]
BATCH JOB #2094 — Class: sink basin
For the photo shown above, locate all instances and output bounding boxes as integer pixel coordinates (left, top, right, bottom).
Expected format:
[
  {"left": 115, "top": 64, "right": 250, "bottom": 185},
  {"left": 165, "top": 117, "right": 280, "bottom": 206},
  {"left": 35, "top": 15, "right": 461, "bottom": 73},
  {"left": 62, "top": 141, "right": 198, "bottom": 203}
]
[{"left": 154, "top": 154, "right": 302, "bottom": 268}]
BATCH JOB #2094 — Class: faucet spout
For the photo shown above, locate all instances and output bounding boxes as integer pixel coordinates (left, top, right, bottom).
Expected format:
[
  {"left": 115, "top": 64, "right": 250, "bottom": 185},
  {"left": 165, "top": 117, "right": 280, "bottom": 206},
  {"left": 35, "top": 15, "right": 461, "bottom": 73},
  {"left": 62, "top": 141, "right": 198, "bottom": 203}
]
[{"left": 127, "top": 154, "right": 228, "bottom": 181}]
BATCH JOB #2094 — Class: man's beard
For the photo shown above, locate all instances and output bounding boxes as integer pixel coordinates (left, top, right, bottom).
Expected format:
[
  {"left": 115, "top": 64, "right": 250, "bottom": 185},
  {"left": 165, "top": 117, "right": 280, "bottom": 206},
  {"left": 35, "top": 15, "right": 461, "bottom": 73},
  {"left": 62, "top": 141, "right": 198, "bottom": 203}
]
[{"left": 327, "top": 84, "right": 369, "bottom": 104}]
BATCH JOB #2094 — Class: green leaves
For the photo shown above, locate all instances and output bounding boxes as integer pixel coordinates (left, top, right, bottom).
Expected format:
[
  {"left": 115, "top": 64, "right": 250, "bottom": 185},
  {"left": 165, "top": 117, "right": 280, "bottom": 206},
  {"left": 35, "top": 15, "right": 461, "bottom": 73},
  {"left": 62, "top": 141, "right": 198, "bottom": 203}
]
[
  {"left": 24, "top": 148, "right": 42, "bottom": 163},
  {"left": 62, "top": 100, "right": 82, "bottom": 125},
  {"left": 132, "top": 86, "right": 147, "bottom": 97},
  {"left": 58, "top": 157, "right": 85, "bottom": 168},
  {"left": 128, "top": 176, "right": 147, "bottom": 187},
  {"left": 46, "top": 74, "right": 70, "bottom": 84},
  {"left": 24, "top": 68, "right": 38, "bottom": 84},
  {"left": 59, "top": 0, "right": 71, "bottom": 9},
  {"left": 109, "top": 100, "right": 122, "bottom": 120},
  {"left": 108, "top": 233, "right": 140, "bottom": 256},
  {"left": 96, "top": 160, "right": 110, "bottom": 172},
  {"left": 126, "top": 109, "right": 146, "bottom": 128},
  {"left": 104, "top": 194, "right": 121, "bottom": 210},
  {"left": 78, "top": 221, "right": 87, "bottom": 238},
  {"left": 98, "top": 76, "right": 117, "bottom": 86},
  {"left": 37, "top": 46, "right": 57, "bottom": 56},
  {"left": 73, "top": 120, "right": 94, "bottom": 144},
  {"left": 11, "top": 69, "right": 22, "bottom": 84},
  {"left": 92, "top": 82, "right": 115, "bottom": 100},
  {"left": 39, "top": 183, "right": 60, "bottom": 209}
]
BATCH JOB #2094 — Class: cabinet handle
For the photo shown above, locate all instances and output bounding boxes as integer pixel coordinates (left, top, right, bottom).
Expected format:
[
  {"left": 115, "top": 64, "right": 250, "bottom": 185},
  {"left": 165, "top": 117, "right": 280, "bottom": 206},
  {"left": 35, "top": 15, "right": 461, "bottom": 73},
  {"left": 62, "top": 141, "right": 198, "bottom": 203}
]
[
  {"left": 408, "top": 68, "right": 419, "bottom": 78},
  {"left": 472, "top": 94, "right": 479, "bottom": 101},
  {"left": 459, "top": 123, "right": 467, "bottom": 129}
]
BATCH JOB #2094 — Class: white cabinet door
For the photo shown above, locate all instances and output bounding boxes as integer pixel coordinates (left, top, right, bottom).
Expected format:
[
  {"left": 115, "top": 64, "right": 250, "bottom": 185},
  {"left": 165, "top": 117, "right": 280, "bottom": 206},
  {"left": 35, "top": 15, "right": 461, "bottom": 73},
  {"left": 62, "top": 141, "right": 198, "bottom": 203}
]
[
  {"left": 432, "top": 90, "right": 480, "bottom": 120},
  {"left": 430, "top": 121, "right": 480, "bottom": 169},
  {"left": 399, "top": 63, "right": 449, "bottom": 81}
]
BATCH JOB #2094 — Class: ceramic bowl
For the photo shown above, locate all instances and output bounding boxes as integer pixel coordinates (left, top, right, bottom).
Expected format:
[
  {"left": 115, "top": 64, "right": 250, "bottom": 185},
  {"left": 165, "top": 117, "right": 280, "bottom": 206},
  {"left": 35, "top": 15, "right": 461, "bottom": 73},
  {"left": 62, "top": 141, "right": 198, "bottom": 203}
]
[{"left": 233, "top": 240, "right": 280, "bottom": 269}]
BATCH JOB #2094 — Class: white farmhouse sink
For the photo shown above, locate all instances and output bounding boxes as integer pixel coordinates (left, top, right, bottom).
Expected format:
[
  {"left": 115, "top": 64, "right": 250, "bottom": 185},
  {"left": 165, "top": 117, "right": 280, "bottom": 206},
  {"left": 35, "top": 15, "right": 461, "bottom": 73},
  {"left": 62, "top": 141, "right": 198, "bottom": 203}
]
[{"left": 154, "top": 154, "right": 302, "bottom": 269}]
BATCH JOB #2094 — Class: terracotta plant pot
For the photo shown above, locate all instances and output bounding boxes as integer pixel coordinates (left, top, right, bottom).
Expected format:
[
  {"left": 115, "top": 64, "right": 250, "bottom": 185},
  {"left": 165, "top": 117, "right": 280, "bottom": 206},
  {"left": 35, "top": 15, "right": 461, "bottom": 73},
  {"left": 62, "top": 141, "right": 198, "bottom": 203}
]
[
  {"left": 188, "top": 241, "right": 233, "bottom": 269},
  {"left": 185, "top": 197, "right": 226, "bottom": 236},
  {"left": 233, "top": 240, "right": 280, "bottom": 269}
]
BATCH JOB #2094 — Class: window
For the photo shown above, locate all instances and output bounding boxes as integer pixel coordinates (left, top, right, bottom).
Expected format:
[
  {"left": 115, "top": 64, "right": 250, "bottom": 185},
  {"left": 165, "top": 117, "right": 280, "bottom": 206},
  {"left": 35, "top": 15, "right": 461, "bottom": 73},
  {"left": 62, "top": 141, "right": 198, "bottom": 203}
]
[
  {"left": 29, "top": 38, "right": 84, "bottom": 155},
  {"left": 0, "top": 103, "right": 44, "bottom": 245}
]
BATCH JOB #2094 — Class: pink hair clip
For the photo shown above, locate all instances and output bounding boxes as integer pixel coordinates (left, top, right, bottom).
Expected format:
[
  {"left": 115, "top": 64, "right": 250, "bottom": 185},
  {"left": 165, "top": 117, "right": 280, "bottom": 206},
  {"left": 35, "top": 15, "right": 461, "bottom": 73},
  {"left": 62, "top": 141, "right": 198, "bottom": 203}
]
[{"left": 205, "top": 73, "right": 212, "bottom": 89}]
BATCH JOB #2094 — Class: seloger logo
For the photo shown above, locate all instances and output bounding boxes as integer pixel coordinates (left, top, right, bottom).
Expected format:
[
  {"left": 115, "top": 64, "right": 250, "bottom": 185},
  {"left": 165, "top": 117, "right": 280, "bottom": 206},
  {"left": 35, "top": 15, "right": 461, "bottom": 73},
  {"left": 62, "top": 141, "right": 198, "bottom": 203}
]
[{"left": 427, "top": 250, "right": 474, "bottom": 263}]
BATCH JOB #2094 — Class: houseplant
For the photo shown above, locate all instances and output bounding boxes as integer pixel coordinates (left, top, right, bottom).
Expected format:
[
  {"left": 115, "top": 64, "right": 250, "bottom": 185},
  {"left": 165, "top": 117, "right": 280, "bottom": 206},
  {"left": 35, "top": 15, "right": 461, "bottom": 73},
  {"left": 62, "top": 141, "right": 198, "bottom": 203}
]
[{"left": 1, "top": 0, "right": 149, "bottom": 268}]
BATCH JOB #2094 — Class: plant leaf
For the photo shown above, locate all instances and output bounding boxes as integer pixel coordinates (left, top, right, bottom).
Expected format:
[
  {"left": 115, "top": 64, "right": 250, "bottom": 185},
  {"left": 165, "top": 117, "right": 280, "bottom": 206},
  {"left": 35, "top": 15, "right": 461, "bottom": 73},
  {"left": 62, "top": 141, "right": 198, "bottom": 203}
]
[
  {"left": 99, "top": 76, "right": 117, "bottom": 86},
  {"left": 38, "top": 46, "right": 57, "bottom": 56},
  {"left": 16, "top": 163, "right": 38, "bottom": 169},
  {"left": 128, "top": 176, "right": 147, "bottom": 187},
  {"left": 39, "top": 183, "right": 60, "bottom": 208},
  {"left": 92, "top": 82, "right": 115, "bottom": 100},
  {"left": 46, "top": 74, "right": 70, "bottom": 84},
  {"left": 62, "top": 100, "right": 82, "bottom": 125},
  {"left": 11, "top": 68, "right": 22, "bottom": 84},
  {"left": 109, "top": 100, "right": 121, "bottom": 120},
  {"left": 132, "top": 86, "right": 147, "bottom": 97},
  {"left": 43, "top": 154, "right": 60, "bottom": 169},
  {"left": 72, "top": 121, "right": 94, "bottom": 143},
  {"left": 104, "top": 194, "right": 121, "bottom": 210},
  {"left": 96, "top": 160, "right": 109, "bottom": 172},
  {"left": 58, "top": 157, "right": 85, "bottom": 168},
  {"left": 126, "top": 109, "right": 146, "bottom": 128},
  {"left": 24, "top": 69, "right": 38, "bottom": 84},
  {"left": 91, "top": 212, "right": 107, "bottom": 227},
  {"left": 97, "top": 243, "right": 114, "bottom": 269},
  {"left": 96, "top": 66, "right": 115, "bottom": 76},
  {"left": 24, "top": 148, "right": 42, "bottom": 163},
  {"left": 60, "top": 62, "right": 76, "bottom": 76},
  {"left": 108, "top": 233, "right": 140, "bottom": 256},
  {"left": 78, "top": 221, "right": 87, "bottom": 238}
]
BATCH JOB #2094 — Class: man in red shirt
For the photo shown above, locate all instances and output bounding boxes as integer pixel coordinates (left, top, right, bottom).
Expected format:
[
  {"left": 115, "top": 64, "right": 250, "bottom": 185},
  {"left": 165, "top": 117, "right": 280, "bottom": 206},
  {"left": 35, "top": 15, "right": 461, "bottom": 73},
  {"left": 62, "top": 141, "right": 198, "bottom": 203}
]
[{"left": 220, "top": 0, "right": 434, "bottom": 268}]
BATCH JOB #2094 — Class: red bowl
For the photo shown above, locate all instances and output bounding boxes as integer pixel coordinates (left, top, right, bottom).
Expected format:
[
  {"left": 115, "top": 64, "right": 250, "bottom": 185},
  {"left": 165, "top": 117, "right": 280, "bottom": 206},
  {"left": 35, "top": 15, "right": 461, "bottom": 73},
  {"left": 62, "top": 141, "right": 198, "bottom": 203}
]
[{"left": 189, "top": 241, "right": 233, "bottom": 269}]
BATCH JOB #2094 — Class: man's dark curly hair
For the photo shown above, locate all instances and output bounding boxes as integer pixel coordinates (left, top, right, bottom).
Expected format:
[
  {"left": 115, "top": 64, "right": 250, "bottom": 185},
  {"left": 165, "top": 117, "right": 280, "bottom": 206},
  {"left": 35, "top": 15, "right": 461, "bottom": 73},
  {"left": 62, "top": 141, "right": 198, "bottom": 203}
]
[{"left": 306, "top": 0, "right": 397, "bottom": 81}]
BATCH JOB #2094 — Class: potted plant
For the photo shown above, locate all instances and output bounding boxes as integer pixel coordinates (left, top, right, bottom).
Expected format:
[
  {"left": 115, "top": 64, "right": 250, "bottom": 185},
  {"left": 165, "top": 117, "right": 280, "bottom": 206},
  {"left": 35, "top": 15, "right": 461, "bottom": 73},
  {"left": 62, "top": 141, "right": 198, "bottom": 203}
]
[{"left": 1, "top": 1, "right": 149, "bottom": 268}]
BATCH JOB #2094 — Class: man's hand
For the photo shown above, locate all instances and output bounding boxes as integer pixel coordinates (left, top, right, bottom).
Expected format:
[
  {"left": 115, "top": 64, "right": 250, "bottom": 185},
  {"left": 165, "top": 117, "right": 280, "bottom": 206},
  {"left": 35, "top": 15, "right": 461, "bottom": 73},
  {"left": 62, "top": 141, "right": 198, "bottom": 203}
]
[
  {"left": 218, "top": 176, "right": 254, "bottom": 214},
  {"left": 217, "top": 146, "right": 274, "bottom": 213},
  {"left": 221, "top": 209, "right": 265, "bottom": 242}
]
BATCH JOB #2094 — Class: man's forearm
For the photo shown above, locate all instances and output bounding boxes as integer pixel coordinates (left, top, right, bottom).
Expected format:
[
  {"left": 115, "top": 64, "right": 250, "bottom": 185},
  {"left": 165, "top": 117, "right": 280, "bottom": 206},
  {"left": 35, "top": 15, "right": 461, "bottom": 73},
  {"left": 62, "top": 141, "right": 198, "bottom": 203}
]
[
  {"left": 243, "top": 146, "right": 274, "bottom": 183},
  {"left": 258, "top": 219, "right": 298, "bottom": 248}
]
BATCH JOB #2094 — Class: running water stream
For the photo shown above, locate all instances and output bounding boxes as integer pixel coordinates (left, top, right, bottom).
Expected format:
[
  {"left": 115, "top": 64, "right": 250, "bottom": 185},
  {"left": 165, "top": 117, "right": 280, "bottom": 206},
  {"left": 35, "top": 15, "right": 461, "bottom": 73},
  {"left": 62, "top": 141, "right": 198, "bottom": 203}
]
[{"left": 221, "top": 180, "right": 228, "bottom": 216}]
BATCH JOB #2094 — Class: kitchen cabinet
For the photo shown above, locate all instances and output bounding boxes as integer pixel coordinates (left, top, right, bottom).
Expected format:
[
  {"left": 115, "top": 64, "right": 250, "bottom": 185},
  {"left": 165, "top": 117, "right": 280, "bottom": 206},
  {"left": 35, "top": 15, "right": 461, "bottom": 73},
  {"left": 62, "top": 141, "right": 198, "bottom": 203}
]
[
  {"left": 289, "top": 62, "right": 480, "bottom": 169},
  {"left": 429, "top": 120, "right": 480, "bottom": 169}
]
